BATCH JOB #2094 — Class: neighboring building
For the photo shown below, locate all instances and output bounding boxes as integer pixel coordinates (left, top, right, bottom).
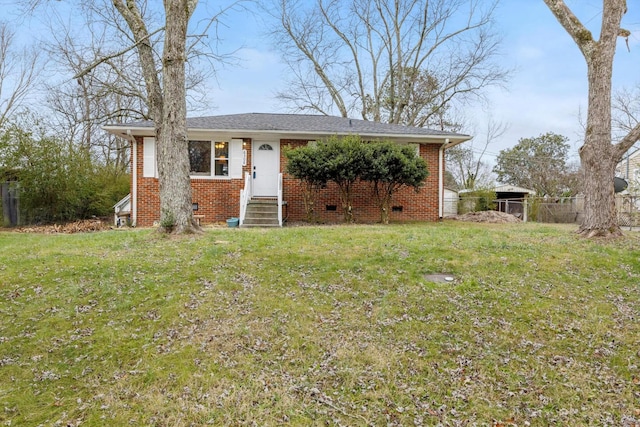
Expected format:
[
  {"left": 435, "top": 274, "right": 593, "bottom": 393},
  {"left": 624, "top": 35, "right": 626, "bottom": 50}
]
[
  {"left": 616, "top": 147, "right": 640, "bottom": 226},
  {"left": 113, "top": 194, "right": 131, "bottom": 227},
  {"left": 443, "top": 188, "right": 458, "bottom": 217},
  {"left": 493, "top": 184, "right": 536, "bottom": 220},
  {"left": 616, "top": 147, "right": 640, "bottom": 193},
  {"left": 103, "top": 113, "right": 471, "bottom": 227}
]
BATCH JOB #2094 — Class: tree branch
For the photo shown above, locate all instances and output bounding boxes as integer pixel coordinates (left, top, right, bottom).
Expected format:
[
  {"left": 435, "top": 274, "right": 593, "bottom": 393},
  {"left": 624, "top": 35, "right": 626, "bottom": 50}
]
[
  {"left": 73, "top": 26, "right": 164, "bottom": 79},
  {"left": 542, "top": 0, "right": 596, "bottom": 60},
  {"left": 616, "top": 122, "right": 640, "bottom": 158}
]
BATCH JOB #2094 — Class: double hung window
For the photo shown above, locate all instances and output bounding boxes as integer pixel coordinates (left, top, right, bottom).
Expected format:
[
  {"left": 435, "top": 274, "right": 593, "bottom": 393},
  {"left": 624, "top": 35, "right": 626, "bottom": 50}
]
[{"left": 189, "top": 140, "right": 229, "bottom": 177}]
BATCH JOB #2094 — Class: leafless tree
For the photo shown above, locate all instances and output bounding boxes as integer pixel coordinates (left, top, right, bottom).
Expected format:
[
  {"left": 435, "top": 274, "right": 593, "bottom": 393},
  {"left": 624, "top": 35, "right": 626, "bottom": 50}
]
[
  {"left": 446, "top": 117, "right": 506, "bottom": 190},
  {"left": 0, "top": 22, "right": 41, "bottom": 128},
  {"left": 106, "top": 0, "right": 198, "bottom": 233},
  {"left": 42, "top": 2, "right": 219, "bottom": 175},
  {"left": 613, "top": 85, "right": 640, "bottom": 145},
  {"left": 42, "top": 20, "right": 144, "bottom": 173},
  {"left": 543, "top": 0, "right": 640, "bottom": 237},
  {"left": 267, "top": 0, "right": 508, "bottom": 127},
  {"left": 23, "top": 0, "right": 239, "bottom": 233}
]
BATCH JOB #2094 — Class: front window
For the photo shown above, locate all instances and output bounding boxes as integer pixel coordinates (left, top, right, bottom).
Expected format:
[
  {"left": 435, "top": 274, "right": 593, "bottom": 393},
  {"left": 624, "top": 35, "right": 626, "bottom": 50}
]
[
  {"left": 188, "top": 140, "right": 229, "bottom": 177},
  {"left": 214, "top": 141, "right": 229, "bottom": 176},
  {"left": 189, "top": 140, "right": 211, "bottom": 175}
]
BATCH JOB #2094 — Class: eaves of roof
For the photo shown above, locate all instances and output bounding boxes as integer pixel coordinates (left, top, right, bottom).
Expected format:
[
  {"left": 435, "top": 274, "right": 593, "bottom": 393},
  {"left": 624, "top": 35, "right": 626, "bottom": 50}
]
[{"left": 103, "top": 113, "right": 472, "bottom": 146}]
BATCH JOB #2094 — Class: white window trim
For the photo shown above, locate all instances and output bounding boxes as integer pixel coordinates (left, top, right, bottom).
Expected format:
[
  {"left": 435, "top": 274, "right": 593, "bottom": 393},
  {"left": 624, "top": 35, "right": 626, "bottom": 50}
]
[{"left": 188, "top": 138, "right": 244, "bottom": 179}]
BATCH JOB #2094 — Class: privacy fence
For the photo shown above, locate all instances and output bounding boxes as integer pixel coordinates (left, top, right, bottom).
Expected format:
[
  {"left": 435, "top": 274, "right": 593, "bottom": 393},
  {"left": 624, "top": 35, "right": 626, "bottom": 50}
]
[{"left": 445, "top": 194, "right": 640, "bottom": 228}]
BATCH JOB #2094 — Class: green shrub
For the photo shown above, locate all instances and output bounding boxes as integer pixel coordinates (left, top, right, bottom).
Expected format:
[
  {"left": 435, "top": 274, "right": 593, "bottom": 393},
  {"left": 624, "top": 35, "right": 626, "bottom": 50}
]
[
  {"left": 286, "top": 136, "right": 430, "bottom": 224},
  {"left": 458, "top": 190, "right": 497, "bottom": 213},
  {"left": 0, "top": 122, "right": 130, "bottom": 224},
  {"left": 321, "top": 135, "right": 368, "bottom": 223},
  {"left": 284, "top": 144, "right": 328, "bottom": 222},
  {"left": 361, "top": 141, "right": 428, "bottom": 224}
]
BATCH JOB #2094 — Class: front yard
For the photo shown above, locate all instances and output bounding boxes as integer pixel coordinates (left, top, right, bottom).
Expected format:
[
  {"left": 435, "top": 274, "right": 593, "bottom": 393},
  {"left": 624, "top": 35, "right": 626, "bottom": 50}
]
[{"left": 0, "top": 222, "right": 639, "bottom": 426}]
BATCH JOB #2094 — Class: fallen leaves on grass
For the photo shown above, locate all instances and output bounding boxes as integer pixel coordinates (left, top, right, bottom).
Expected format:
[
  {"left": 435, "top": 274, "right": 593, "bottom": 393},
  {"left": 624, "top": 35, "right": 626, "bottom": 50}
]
[{"left": 15, "top": 219, "right": 110, "bottom": 234}]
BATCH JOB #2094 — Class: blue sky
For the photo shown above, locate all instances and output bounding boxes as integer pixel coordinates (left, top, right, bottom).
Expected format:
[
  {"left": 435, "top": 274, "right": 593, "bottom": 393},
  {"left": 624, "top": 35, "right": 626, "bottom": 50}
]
[
  {"left": 202, "top": 0, "right": 640, "bottom": 164},
  {"left": 3, "top": 0, "right": 640, "bottom": 164}
]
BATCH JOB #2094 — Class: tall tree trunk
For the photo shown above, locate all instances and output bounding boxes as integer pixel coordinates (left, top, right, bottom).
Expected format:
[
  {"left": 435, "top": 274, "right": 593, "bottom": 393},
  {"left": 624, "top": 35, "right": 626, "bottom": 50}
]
[
  {"left": 579, "top": 144, "right": 619, "bottom": 236},
  {"left": 158, "top": 0, "right": 198, "bottom": 233},
  {"left": 543, "top": 0, "right": 640, "bottom": 237},
  {"left": 113, "top": 0, "right": 199, "bottom": 233},
  {"left": 338, "top": 183, "right": 354, "bottom": 223},
  {"left": 579, "top": 47, "right": 620, "bottom": 236}
]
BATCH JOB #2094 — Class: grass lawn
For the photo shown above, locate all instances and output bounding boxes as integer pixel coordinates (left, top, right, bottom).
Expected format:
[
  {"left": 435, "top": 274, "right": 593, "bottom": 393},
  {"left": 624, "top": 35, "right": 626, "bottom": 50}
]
[{"left": 0, "top": 221, "right": 639, "bottom": 426}]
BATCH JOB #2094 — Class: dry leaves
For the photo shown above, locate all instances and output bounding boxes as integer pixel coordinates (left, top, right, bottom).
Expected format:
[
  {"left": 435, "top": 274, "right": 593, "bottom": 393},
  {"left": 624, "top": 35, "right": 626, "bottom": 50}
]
[{"left": 14, "top": 219, "right": 110, "bottom": 234}]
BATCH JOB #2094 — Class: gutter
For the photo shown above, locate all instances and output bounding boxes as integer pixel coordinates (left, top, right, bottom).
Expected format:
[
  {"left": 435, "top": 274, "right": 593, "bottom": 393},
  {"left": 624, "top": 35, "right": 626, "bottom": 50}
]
[
  {"left": 438, "top": 139, "right": 449, "bottom": 219},
  {"left": 438, "top": 138, "right": 462, "bottom": 219},
  {"left": 130, "top": 131, "right": 137, "bottom": 226},
  {"left": 122, "top": 129, "right": 137, "bottom": 226},
  {"left": 102, "top": 125, "right": 138, "bottom": 225}
]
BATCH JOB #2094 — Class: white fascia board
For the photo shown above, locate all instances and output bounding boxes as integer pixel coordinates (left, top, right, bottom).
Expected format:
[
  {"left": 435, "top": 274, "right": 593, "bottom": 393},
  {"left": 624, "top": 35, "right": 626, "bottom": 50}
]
[
  {"left": 102, "top": 125, "right": 155, "bottom": 139},
  {"left": 185, "top": 129, "right": 471, "bottom": 145},
  {"left": 102, "top": 125, "right": 472, "bottom": 145}
]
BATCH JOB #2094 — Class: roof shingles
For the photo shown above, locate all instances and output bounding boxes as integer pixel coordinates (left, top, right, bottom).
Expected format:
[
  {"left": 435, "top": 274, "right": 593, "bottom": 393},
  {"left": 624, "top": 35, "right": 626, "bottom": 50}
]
[{"left": 124, "top": 113, "right": 468, "bottom": 138}]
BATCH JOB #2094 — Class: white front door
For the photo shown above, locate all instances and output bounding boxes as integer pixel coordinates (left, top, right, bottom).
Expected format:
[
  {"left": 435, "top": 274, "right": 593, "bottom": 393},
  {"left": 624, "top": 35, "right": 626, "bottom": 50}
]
[{"left": 252, "top": 142, "right": 280, "bottom": 197}]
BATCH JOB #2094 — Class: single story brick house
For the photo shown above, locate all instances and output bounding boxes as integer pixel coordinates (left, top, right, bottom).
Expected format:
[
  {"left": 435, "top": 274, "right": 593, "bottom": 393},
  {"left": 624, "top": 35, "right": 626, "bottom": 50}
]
[{"left": 103, "top": 113, "right": 470, "bottom": 227}]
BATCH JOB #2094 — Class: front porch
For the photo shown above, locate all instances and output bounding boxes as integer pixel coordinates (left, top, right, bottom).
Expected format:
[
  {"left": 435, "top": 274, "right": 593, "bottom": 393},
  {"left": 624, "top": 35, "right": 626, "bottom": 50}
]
[
  {"left": 241, "top": 198, "right": 287, "bottom": 227},
  {"left": 239, "top": 172, "right": 285, "bottom": 227}
]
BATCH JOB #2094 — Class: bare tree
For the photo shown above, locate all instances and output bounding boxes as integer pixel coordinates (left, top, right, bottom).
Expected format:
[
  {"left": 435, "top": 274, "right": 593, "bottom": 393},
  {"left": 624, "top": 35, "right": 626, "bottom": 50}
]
[
  {"left": 267, "top": 0, "right": 508, "bottom": 127},
  {"left": 613, "top": 85, "right": 640, "bottom": 147},
  {"left": 43, "top": 10, "right": 148, "bottom": 173},
  {"left": 22, "top": 0, "right": 240, "bottom": 233},
  {"left": 543, "top": 0, "right": 640, "bottom": 237},
  {"left": 106, "top": 0, "right": 198, "bottom": 233},
  {"left": 0, "top": 22, "right": 40, "bottom": 128},
  {"left": 446, "top": 117, "right": 506, "bottom": 190},
  {"left": 43, "top": 22, "right": 144, "bottom": 172},
  {"left": 41, "top": 1, "right": 221, "bottom": 175}
]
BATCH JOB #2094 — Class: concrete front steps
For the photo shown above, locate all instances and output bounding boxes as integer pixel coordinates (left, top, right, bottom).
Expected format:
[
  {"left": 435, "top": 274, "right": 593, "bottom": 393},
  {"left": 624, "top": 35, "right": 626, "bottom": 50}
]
[{"left": 242, "top": 198, "right": 283, "bottom": 227}]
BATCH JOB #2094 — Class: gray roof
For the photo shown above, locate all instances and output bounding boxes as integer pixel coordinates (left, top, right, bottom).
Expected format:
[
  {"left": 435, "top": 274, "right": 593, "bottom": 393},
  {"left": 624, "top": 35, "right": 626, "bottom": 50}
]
[{"left": 104, "top": 113, "right": 470, "bottom": 143}]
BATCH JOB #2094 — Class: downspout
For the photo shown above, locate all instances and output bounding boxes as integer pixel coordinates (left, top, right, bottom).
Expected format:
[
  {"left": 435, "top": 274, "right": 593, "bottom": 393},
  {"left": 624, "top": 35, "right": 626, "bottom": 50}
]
[
  {"left": 438, "top": 138, "right": 449, "bottom": 219},
  {"left": 126, "top": 130, "right": 137, "bottom": 226}
]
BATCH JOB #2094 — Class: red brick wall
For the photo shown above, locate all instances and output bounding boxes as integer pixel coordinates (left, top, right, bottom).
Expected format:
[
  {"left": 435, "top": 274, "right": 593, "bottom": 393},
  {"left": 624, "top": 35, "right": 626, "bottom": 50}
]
[
  {"left": 281, "top": 140, "right": 441, "bottom": 223},
  {"left": 133, "top": 136, "right": 441, "bottom": 226},
  {"left": 133, "top": 137, "right": 252, "bottom": 227}
]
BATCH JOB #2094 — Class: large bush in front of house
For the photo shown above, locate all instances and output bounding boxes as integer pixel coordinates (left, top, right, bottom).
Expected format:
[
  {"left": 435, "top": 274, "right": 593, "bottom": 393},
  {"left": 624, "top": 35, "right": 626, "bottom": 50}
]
[
  {"left": 286, "top": 135, "right": 428, "bottom": 223},
  {"left": 320, "top": 135, "right": 369, "bottom": 223},
  {"left": 284, "top": 144, "right": 328, "bottom": 222},
  {"left": 361, "top": 141, "right": 429, "bottom": 224}
]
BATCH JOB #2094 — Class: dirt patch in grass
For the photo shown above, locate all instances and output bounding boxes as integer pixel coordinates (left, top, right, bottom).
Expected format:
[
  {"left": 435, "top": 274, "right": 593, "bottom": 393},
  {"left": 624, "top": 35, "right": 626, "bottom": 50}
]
[
  {"left": 451, "top": 210, "right": 522, "bottom": 223},
  {"left": 12, "top": 219, "right": 111, "bottom": 234}
]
